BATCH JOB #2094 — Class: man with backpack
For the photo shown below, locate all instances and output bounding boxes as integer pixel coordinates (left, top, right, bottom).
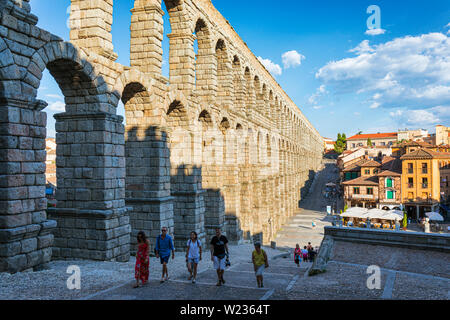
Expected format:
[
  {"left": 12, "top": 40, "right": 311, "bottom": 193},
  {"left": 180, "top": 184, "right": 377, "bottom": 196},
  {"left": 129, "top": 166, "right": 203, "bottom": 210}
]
[
  {"left": 186, "top": 231, "right": 202, "bottom": 284},
  {"left": 155, "top": 227, "right": 175, "bottom": 283}
]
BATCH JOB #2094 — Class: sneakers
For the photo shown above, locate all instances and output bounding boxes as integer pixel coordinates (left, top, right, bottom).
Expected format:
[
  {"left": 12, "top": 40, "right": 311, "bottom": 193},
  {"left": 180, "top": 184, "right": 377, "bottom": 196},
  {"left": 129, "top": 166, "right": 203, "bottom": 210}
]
[
  {"left": 221, "top": 277, "right": 226, "bottom": 285},
  {"left": 188, "top": 275, "right": 193, "bottom": 281},
  {"left": 216, "top": 281, "right": 222, "bottom": 286},
  {"left": 192, "top": 278, "right": 196, "bottom": 284}
]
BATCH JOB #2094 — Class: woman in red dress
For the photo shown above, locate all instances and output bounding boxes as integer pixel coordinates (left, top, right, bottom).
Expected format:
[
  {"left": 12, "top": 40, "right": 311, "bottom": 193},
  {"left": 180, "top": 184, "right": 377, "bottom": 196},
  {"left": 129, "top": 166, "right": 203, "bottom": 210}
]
[{"left": 134, "top": 231, "right": 150, "bottom": 288}]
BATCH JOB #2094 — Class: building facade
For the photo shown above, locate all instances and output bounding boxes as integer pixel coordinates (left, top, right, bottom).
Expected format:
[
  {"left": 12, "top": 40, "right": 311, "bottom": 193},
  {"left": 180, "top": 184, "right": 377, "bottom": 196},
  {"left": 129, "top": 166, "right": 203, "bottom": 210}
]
[
  {"left": 400, "top": 149, "right": 450, "bottom": 220},
  {"left": 377, "top": 157, "right": 402, "bottom": 210},
  {"left": 347, "top": 133, "right": 398, "bottom": 151},
  {"left": 436, "top": 125, "right": 450, "bottom": 146}
]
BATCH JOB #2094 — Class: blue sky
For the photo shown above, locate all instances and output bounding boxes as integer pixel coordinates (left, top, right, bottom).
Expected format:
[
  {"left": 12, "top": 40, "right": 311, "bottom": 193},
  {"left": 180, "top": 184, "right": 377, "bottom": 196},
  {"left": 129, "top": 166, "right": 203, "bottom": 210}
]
[{"left": 32, "top": 0, "right": 450, "bottom": 139}]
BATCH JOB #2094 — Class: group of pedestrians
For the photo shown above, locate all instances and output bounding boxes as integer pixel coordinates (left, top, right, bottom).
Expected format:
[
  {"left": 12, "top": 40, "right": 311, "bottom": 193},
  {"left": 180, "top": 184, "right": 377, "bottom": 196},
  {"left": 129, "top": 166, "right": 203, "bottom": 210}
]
[
  {"left": 134, "top": 226, "right": 272, "bottom": 289},
  {"left": 133, "top": 227, "right": 231, "bottom": 288},
  {"left": 294, "top": 242, "right": 317, "bottom": 266}
]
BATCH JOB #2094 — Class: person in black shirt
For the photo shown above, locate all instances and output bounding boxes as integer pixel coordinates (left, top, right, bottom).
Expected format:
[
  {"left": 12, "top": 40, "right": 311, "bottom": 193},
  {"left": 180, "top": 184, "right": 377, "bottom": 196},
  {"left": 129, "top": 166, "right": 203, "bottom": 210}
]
[{"left": 210, "top": 228, "right": 229, "bottom": 286}]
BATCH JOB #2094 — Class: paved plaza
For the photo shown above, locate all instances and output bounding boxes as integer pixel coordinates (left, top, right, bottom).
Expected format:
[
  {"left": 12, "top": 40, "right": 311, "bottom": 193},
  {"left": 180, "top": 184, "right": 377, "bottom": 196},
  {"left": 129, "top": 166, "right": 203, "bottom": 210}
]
[{"left": 1, "top": 161, "right": 447, "bottom": 300}]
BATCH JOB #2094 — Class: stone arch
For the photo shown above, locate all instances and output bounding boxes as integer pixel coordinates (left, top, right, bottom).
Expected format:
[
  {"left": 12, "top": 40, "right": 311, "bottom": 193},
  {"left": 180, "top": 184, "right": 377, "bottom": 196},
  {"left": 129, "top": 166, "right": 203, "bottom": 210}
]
[
  {"left": 28, "top": 41, "right": 113, "bottom": 114},
  {"left": 24, "top": 42, "right": 130, "bottom": 263},
  {"left": 244, "top": 66, "right": 254, "bottom": 111},
  {"left": 232, "top": 55, "right": 245, "bottom": 112},
  {"left": 198, "top": 109, "right": 215, "bottom": 165},
  {"left": 164, "top": 88, "right": 190, "bottom": 120},
  {"left": 193, "top": 17, "right": 215, "bottom": 96},
  {"left": 198, "top": 109, "right": 213, "bottom": 129},
  {"left": 113, "top": 68, "right": 155, "bottom": 107},
  {"left": 216, "top": 39, "right": 233, "bottom": 106},
  {"left": 120, "top": 79, "right": 170, "bottom": 251}
]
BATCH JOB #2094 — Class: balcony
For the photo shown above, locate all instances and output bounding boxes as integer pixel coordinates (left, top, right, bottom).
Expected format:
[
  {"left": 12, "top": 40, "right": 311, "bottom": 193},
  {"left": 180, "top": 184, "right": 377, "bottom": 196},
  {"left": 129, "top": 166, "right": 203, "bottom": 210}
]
[
  {"left": 422, "top": 184, "right": 429, "bottom": 189},
  {"left": 407, "top": 183, "right": 414, "bottom": 189},
  {"left": 408, "top": 169, "right": 414, "bottom": 174},
  {"left": 421, "top": 169, "right": 428, "bottom": 174}
]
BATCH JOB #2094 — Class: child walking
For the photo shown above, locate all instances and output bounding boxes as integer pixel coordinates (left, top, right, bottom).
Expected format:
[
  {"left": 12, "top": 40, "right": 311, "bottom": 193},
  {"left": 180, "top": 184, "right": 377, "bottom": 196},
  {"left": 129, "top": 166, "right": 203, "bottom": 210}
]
[{"left": 294, "top": 244, "right": 302, "bottom": 267}]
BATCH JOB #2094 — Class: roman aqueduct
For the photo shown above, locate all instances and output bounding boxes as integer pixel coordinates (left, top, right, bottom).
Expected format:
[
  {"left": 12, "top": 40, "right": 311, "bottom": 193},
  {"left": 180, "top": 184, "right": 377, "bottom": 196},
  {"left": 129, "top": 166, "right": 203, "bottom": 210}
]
[{"left": 0, "top": 0, "right": 323, "bottom": 273}]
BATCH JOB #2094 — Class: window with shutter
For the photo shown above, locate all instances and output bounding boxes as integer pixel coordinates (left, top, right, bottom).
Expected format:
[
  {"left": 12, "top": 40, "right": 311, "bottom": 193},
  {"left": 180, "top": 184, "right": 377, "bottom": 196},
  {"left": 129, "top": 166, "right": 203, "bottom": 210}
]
[
  {"left": 386, "top": 178, "right": 393, "bottom": 188},
  {"left": 387, "top": 191, "right": 394, "bottom": 200}
]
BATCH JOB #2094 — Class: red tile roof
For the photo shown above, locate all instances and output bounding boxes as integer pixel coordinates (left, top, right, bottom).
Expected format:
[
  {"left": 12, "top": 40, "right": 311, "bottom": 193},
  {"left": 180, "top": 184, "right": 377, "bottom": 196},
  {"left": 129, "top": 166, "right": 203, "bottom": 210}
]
[
  {"left": 342, "top": 175, "right": 379, "bottom": 186},
  {"left": 360, "top": 160, "right": 382, "bottom": 168},
  {"left": 348, "top": 133, "right": 397, "bottom": 140},
  {"left": 400, "top": 149, "right": 450, "bottom": 160}
]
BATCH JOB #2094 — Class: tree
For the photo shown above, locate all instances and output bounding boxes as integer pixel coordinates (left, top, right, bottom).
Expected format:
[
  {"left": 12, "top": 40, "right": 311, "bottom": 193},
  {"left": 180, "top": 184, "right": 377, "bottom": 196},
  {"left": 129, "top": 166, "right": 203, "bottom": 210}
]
[
  {"left": 334, "top": 132, "right": 348, "bottom": 155},
  {"left": 367, "top": 138, "right": 373, "bottom": 147}
]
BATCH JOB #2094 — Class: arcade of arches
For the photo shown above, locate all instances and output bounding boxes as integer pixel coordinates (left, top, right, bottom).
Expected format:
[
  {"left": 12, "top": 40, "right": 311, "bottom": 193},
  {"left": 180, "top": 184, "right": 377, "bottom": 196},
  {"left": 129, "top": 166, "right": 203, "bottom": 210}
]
[{"left": 0, "top": 0, "right": 323, "bottom": 273}]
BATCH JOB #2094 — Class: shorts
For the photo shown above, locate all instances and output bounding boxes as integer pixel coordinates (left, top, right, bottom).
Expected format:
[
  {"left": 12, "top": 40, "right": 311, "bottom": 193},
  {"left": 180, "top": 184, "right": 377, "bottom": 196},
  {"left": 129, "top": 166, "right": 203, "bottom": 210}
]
[
  {"left": 255, "top": 265, "right": 265, "bottom": 276},
  {"left": 160, "top": 255, "right": 170, "bottom": 264},
  {"left": 188, "top": 257, "right": 199, "bottom": 264},
  {"left": 213, "top": 256, "right": 226, "bottom": 270}
]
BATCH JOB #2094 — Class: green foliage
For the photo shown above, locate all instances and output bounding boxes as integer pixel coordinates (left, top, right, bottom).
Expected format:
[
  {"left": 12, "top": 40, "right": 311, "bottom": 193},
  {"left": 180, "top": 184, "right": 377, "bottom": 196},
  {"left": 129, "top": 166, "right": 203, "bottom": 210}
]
[
  {"left": 367, "top": 138, "right": 373, "bottom": 147},
  {"left": 344, "top": 204, "right": 348, "bottom": 212},
  {"left": 403, "top": 212, "right": 408, "bottom": 229},
  {"left": 334, "top": 132, "right": 347, "bottom": 154}
]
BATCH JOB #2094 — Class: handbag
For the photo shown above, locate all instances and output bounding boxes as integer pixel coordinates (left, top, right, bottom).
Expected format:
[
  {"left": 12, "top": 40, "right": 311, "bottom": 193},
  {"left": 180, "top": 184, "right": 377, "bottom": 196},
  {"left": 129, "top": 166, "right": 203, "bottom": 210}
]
[{"left": 225, "top": 254, "right": 231, "bottom": 267}]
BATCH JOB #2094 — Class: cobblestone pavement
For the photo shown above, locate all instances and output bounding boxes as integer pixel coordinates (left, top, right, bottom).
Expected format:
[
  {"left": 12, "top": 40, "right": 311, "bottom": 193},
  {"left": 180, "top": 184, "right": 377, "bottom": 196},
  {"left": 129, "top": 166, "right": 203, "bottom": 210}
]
[
  {"left": 0, "top": 244, "right": 296, "bottom": 300},
  {"left": 87, "top": 258, "right": 311, "bottom": 301},
  {"left": 2, "top": 159, "right": 447, "bottom": 300}
]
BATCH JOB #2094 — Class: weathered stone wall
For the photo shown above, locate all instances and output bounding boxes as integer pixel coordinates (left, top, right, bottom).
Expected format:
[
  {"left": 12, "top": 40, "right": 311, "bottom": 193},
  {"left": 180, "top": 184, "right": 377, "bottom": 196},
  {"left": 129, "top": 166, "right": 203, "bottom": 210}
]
[{"left": 0, "top": 0, "right": 323, "bottom": 272}]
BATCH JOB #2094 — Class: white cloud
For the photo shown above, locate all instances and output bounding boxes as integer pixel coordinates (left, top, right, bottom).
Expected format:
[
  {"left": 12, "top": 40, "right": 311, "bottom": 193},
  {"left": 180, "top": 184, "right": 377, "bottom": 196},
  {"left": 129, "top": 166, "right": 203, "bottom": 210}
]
[
  {"left": 316, "top": 32, "right": 450, "bottom": 112},
  {"left": 354, "top": 112, "right": 361, "bottom": 116},
  {"left": 390, "top": 105, "right": 450, "bottom": 127},
  {"left": 365, "top": 28, "right": 386, "bottom": 36},
  {"left": 349, "top": 40, "right": 374, "bottom": 55},
  {"left": 313, "top": 105, "right": 324, "bottom": 110},
  {"left": 369, "top": 102, "right": 381, "bottom": 109},
  {"left": 282, "top": 50, "right": 305, "bottom": 69},
  {"left": 257, "top": 57, "right": 282, "bottom": 76},
  {"left": 308, "top": 85, "right": 328, "bottom": 105},
  {"left": 48, "top": 101, "right": 65, "bottom": 112}
]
